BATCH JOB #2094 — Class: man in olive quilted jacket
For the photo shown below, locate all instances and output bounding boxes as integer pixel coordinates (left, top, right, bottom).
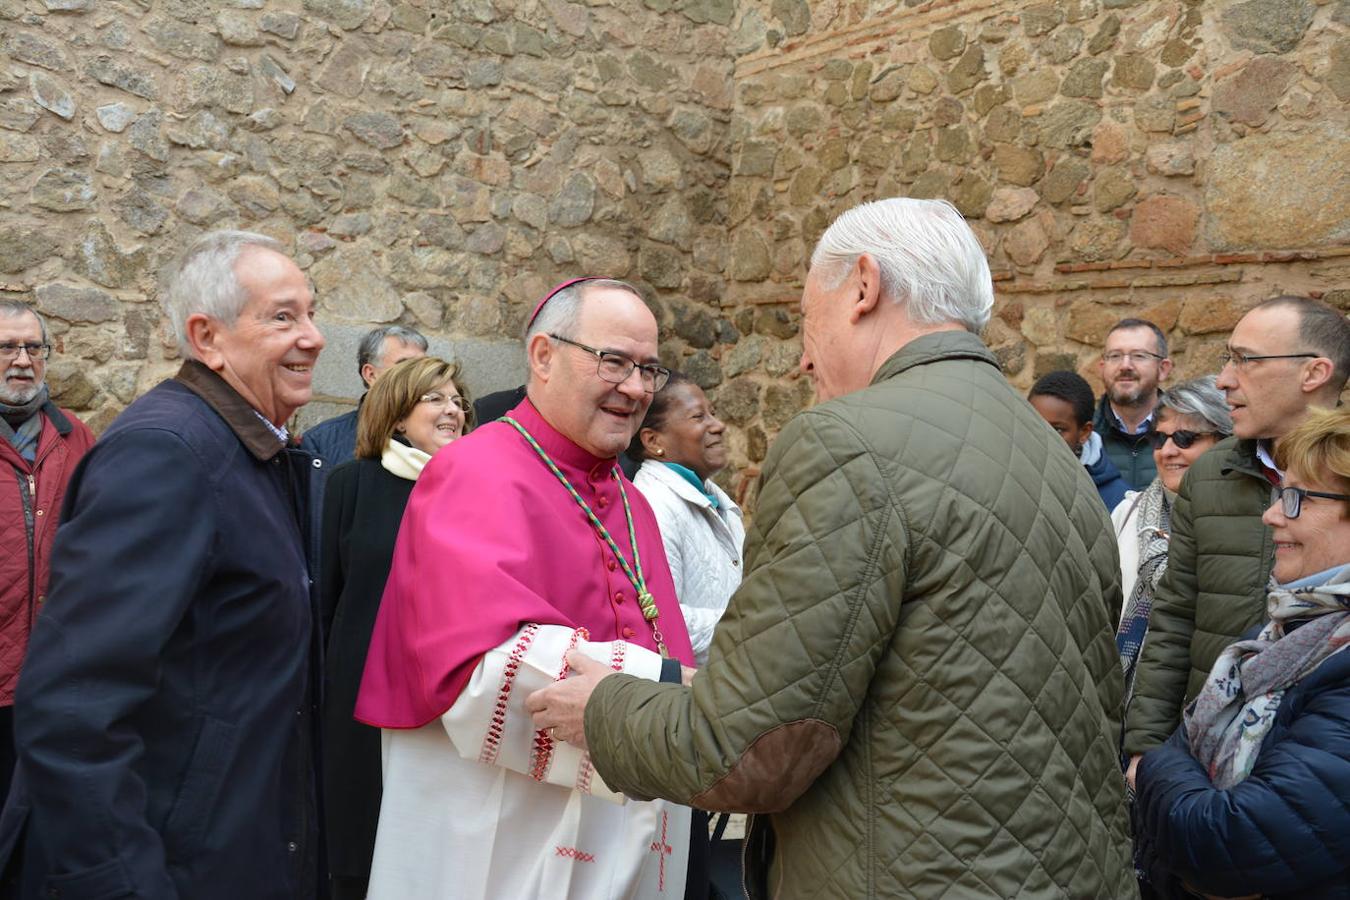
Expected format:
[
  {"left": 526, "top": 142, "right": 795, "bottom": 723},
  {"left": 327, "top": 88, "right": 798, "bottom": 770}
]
[{"left": 530, "top": 198, "right": 1135, "bottom": 898}]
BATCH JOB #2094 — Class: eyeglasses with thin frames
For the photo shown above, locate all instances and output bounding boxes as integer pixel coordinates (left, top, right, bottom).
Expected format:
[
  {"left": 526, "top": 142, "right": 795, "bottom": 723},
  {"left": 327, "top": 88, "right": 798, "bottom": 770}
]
[
  {"left": 549, "top": 334, "right": 671, "bottom": 393},
  {"left": 0, "top": 342, "right": 51, "bottom": 363},
  {"left": 418, "top": 391, "right": 471, "bottom": 413},
  {"left": 1219, "top": 350, "right": 1319, "bottom": 369},
  {"left": 1276, "top": 485, "right": 1350, "bottom": 519},
  {"left": 1149, "top": 429, "right": 1217, "bottom": 450},
  {"left": 1102, "top": 350, "right": 1164, "bottom": 365}
]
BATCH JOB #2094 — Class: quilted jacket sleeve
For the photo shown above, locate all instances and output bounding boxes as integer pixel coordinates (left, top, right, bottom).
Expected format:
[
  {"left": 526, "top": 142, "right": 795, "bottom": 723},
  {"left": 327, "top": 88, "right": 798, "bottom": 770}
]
[
  {"left": 1123, "top": 472, "right": 1199, "bottom": 754},
  {"left": 1133, "top": 666, "right": 1350, "bottom": 897},
  {"left": 584, "top": 409, "right": 906, "bottom": 813}
]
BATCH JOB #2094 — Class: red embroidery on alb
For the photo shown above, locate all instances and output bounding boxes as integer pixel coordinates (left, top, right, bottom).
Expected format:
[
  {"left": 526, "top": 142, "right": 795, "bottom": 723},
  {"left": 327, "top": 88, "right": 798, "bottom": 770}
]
[
  {"left": 478, "top": 624, "right": 539, "bottom": 766},
  {"left": 609, "top": 640, "right": 625, "bottom": 672},
  {"left": 555, "top": 846, "right": 595, "bottom": 863},
  {"left": 529, "top": 627, "right": 587, "bottom": 782},
  {"left": 574, "top": 755, "right": 595, "bottom": 794},
  {"left": 649, "top": 810, "right": 672, "bottom": 892}
]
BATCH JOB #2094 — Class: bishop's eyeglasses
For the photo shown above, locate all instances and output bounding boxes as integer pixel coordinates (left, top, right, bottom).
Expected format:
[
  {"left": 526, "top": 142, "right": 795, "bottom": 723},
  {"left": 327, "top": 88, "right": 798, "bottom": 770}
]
[{"left": 549, "top": 334, "right": 671, "bottom": 393}]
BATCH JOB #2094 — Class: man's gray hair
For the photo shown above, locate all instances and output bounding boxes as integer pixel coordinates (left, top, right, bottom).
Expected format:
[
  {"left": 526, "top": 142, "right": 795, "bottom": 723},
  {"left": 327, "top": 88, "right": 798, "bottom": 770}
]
[
  {"left": 521, "top": 279, "right": 644, "bottom": 383},
  {"left": 357, "top": 325, "right": 429, "bottom": 376},
  {"left": 522, "top": 279, "right": 642, "bottom": 344},
  {"left": 0, "top": 300, "right": 48, "bottom": 344},
  {"left": 809, "top": 198, "right": 995, "bottom": 334},
  {"left": 163, "top": 229, "right": 286, "bottom": 358},
  {"left": 1160, "top": 375, "right": 1233, "bottom": 436}
]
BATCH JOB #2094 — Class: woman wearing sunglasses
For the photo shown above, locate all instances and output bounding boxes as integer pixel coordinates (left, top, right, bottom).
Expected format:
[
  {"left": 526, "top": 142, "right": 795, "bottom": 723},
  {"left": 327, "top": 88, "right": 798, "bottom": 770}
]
[
  {"left": 318, "top": 356, "right": 474, "bottom": 900},
  {"left": 1132, "top": 406, "right": 1350, "bottom": 898},
  {"left": 1113, "top": 376, "right": 1233, "bottom": 712}
]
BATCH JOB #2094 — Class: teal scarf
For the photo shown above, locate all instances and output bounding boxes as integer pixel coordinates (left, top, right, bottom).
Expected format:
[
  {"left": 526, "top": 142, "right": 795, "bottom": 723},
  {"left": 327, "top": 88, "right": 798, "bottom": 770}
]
[{"left": 662, "top": 461, "right": 718, "bottom": 509}]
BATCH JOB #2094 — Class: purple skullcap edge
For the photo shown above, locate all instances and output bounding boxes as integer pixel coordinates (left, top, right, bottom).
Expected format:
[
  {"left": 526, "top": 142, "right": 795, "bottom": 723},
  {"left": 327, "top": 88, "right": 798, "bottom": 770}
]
[{"left": 525, "top": 276, "right": 603, "bottom": 332}]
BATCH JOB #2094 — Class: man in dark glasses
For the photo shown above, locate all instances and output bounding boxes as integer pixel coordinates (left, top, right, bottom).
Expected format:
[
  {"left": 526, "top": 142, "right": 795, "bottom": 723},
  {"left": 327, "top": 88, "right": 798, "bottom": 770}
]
[{"left": 1125, "top": 296, "right": 1350, "bottom": 785}]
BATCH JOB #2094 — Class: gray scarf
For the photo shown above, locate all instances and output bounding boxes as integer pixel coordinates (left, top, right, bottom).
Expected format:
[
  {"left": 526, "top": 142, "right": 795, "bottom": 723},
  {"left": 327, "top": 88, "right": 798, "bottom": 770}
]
[
  {"left": 1184, "top": 566, "right": 1350, "bottom": 788},
  {"left": 0, "top": 385, "right": 49, "bottom": 462}
]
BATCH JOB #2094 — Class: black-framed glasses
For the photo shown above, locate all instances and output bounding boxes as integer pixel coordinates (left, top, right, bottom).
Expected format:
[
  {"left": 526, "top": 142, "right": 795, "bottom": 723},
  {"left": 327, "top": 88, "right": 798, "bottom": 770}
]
[
  {"left": 1276, "top": 486, "right": 1350, "bottom": 519},
  {"left": 0, "top": 342, "right": 51, "bottom": 362},
  {"left": 549, "top": 334, "right": 671, "bottom": 393},
  {"left": 418, "top": 391, "right": 471, "bottom": 413},
  {"left": 1102, "top": 350, "right": 1164, "bottom": 365},
  {"left": 1219, "top": 350, "right": 1319, "bottom": 368},
  {"left": 1149, "top": 429, "right": 1217, "bottom": 450}
]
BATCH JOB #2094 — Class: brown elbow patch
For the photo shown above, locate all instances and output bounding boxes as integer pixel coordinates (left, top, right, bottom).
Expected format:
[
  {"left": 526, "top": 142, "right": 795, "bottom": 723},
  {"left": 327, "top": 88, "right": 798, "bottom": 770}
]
[{"left": 691, "top": 718, "right": 842, "bottom": 814}]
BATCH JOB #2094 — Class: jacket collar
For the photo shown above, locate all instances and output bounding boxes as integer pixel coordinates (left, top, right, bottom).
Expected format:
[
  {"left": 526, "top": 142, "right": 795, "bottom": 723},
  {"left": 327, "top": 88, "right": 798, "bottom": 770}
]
[
  {"left": 174, "top": 360, "right": 287, "bottom": 462},
  {"left": 640, "top": 458, "right": 717, "bottom": 510},
  {"left": 1218, "top": 436, "right": 1265, "bottom": 480},
  {"left": 39, "top": 401, "right": 73, "bottom": 436},
  {"left": 870, "top": 329, "right": 999, "bottom": 386}
]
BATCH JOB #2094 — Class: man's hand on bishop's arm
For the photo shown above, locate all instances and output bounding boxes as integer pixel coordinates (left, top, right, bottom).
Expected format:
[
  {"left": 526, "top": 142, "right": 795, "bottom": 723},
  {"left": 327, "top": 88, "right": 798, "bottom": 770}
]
[{"left": 527, "top": 650, "right": 617, "bottom": 752}]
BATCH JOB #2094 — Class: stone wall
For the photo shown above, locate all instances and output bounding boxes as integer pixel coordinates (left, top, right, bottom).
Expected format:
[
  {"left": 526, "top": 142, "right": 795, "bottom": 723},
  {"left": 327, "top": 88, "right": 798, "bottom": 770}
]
[
  {"left": 0, "top": 0, "right": 735, "bottom": 433},
  {"left": 2, "top": 0, "right": 1347, "bottom": 510},
  {"left": 720, "top": 0, "right": 1349, "bottom": 503}
]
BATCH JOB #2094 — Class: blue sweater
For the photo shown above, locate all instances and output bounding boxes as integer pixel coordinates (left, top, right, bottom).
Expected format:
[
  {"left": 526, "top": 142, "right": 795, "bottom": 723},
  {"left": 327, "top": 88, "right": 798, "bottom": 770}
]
[{"left": 1085, "top": 450, "right": 1130, "bottom": 510}]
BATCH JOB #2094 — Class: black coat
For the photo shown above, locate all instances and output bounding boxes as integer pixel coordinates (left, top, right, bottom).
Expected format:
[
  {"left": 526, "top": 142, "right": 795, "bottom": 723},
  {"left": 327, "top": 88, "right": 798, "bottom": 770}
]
[
  {"left": 0, "top": 361, "right": 325, "bottom": 900},
  {"left": 318, "top": 457, "right": 414, "bottom": 885}
]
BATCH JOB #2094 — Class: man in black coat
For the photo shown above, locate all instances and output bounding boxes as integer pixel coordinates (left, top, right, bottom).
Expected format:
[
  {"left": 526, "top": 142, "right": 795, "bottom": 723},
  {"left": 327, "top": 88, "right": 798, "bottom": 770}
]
[{"left": 0, "top": 230, "right": 328, "bottom": 900}]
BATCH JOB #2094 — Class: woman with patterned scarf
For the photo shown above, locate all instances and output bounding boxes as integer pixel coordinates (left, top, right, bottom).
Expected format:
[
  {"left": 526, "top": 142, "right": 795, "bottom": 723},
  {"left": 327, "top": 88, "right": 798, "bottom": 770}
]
[
  {"left": 1132, "top": 406, "right": 1350, "bottom": 899},
  {"left": 1113, "top": 377, "right": 1233, "bottom": 714}
]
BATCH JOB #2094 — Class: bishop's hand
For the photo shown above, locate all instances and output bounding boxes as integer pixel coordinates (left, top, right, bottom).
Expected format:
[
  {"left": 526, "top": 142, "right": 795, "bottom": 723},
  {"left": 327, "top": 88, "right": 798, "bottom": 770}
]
[{"left": 526, "top": 650, "right": 617, "bottom": 752}]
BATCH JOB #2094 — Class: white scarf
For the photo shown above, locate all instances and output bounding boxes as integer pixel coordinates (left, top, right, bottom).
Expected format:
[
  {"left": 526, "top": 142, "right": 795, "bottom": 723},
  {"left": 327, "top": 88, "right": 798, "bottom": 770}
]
[{"left": 381, "top": 439, "right": 431, "bottom": 482}]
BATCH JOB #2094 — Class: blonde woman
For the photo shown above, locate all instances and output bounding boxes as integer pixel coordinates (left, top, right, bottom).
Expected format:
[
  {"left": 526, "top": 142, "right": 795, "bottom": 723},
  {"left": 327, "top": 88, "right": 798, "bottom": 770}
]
[{"left": 318, "top": 356, "right": 473, "bottom": 900}]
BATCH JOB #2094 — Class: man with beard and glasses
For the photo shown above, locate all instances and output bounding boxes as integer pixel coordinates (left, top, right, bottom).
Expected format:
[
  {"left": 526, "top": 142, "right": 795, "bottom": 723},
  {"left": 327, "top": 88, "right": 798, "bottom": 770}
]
[
  {"left": 1095, "top": 318, "right": 1173, "bottom": 490},
  {"left": 0, "top": 302, "right": 93, "bottom": 811}
]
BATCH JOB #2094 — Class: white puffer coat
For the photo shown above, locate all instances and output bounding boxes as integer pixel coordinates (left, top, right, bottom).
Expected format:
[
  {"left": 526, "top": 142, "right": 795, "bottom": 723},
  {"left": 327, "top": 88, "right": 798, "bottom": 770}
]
[{"left": 633, "top": 460, "right": 745, "bottom": 666}]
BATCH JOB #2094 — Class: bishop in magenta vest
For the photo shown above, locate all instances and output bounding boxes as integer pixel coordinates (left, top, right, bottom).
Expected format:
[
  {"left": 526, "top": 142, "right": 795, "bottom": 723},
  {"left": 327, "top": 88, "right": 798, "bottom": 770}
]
[{"left": 355, "top": 279, "right": 694, "bottom": 899}]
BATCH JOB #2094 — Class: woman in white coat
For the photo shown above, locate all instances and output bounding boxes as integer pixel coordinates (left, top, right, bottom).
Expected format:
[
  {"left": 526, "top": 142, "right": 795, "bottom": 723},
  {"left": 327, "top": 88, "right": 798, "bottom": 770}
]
[{"left": 630, "top": 372, "right": 745, "bottom": 667}]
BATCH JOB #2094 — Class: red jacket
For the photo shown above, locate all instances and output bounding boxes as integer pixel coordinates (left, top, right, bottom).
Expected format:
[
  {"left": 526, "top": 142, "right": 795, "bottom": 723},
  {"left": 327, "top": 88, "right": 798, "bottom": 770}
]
[{"left": 0, "top": 404, "right": 94, "bottom": 705}]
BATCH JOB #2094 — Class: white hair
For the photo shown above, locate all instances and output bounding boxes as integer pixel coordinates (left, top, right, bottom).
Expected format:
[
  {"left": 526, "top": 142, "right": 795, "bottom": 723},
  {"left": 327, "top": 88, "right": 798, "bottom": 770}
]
[
  {"left": 809, "top": 198, "right": 994, "bottom": 333},
  {"left": 163, "top": 229, "right": 286, "bottom": 358}
]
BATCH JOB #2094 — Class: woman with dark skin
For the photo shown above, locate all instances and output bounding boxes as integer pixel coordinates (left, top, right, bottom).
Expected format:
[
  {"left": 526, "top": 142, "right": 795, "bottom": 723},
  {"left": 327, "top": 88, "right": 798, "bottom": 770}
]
[{"left": 318, "top": 356, "right": 473, "bottom": 900}]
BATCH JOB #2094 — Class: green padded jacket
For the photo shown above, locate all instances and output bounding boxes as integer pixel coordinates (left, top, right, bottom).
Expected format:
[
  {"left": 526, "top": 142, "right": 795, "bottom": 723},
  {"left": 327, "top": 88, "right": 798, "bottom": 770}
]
[
  {"left": 1121, "top": 437, "right": 1275, "bottom": 754},
  {"left": 586, "top": 331, "right": 1136, "bottom": 899}
]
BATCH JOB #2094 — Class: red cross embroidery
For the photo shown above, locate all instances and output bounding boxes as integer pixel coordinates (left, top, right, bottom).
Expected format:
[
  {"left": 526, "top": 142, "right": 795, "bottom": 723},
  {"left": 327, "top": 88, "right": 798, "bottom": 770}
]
[
  {"left": 555, "top": 845, "right": 595, "bottom": 863},
  {"left": 648, "top": 809, "right": 672, "bottom": 892}
]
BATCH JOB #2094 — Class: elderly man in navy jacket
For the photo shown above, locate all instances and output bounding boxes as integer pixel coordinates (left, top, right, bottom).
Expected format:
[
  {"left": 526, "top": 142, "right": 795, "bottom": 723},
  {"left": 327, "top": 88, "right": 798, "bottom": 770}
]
[{"left": 1, "top": 230, "right": 327, "bottom": 900}]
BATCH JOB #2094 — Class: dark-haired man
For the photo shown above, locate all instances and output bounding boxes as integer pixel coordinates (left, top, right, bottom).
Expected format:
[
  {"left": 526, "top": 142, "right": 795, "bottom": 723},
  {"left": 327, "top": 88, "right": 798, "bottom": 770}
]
[
  {"left": 1095, "top": 318, "right": 1173, "bottom": 490},
  {"left": 1125, "top": 296, "right": 1350, "bottom": 778}
]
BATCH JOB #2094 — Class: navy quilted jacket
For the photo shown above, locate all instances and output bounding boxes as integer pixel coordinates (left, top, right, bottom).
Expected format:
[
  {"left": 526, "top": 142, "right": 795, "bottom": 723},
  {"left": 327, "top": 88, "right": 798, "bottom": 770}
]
[{"left": 1134, "top": 642, "right": 1350, "bottom": 899}]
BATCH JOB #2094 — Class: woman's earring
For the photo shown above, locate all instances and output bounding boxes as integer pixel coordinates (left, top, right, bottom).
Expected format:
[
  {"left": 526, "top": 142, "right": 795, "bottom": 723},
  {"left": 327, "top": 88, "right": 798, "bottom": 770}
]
[{"left": 656, "top": 448, "right": 664, "bottom": 456}]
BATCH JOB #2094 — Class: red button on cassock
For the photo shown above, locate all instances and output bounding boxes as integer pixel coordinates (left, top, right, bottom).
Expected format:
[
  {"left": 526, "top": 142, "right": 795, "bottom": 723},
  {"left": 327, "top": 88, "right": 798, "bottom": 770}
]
[{"left": 622, "top": 626, "right": 635, "bottom": 638}]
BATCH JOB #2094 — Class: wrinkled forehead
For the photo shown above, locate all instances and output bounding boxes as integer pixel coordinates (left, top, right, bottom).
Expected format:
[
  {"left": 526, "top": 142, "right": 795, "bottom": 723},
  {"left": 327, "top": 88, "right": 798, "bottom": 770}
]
[
  {"left": 0, "top": 310, "right": 43, "bottom": 340},
  {"left": 576, "top": 288, "right": 659, "bottom": 355},
  {"left": 1104, "top": 326, "right": 1161, "bottom": 353},
  {"left": 1231, "top": 306, "right": 1299, "bottom": 350}
]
